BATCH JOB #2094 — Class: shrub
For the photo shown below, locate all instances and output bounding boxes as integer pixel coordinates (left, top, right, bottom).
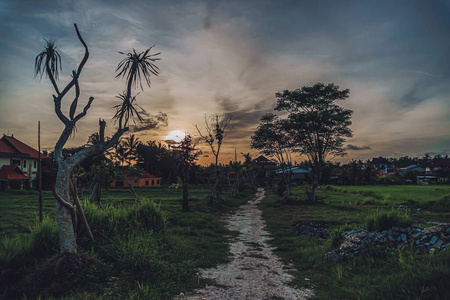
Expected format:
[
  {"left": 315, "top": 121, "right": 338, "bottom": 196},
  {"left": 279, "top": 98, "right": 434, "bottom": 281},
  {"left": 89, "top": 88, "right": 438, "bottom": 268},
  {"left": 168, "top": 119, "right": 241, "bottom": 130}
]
[
  {"left": 84, "top": 197, "right": 167, "bottom": 238},
  {"left": 364, "top": 209, "right": 412, "bottom": 232}
]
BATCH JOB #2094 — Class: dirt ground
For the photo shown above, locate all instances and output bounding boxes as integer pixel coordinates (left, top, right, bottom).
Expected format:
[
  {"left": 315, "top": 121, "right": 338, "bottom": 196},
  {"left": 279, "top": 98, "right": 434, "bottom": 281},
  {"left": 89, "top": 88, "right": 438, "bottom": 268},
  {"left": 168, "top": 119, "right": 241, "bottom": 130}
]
[{"left": 180, "top": 188, "right": 313, "bottom": 299}]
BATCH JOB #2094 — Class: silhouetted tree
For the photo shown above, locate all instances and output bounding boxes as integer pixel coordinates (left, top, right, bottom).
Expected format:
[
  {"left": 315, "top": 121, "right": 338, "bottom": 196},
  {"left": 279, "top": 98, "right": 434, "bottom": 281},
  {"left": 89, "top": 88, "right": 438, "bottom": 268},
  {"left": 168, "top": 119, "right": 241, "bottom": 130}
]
[
  {"left": 195, "top": 114, "right": 232, "bottom": 204},
  {"left": 34, "top": 24, "right": 160, "bottom": 254},
  {"left": 275, "top": 83, "right": 353, "bottom": 201},
  {"left": 170, "top": 134, "right": 201, "bottom": 211},
  {"left": 251, "top": 113, "right": 294, "bottom": 198}
]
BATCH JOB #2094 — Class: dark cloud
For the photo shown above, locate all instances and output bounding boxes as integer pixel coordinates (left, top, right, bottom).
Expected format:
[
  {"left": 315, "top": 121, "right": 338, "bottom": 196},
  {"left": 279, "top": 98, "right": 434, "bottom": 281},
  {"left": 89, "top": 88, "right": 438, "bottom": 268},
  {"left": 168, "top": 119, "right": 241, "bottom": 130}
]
[
  {"left": 164, "top": 139, "right": 179, "bottom": 146},
  {"left": 346, "top": 144, "right": 371, "bottom": 151},
  {"left": 129, "top": 112, "right": 168, "bottom": 133}
]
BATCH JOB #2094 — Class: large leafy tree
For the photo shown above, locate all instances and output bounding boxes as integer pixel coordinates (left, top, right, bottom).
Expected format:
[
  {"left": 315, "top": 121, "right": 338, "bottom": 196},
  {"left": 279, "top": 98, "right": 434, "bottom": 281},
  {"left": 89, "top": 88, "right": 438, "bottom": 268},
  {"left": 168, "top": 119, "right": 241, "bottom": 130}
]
[
  {"left": 34, "top": 24, "right": 160, "bottom": 254},
  {"left": 275, "top": 83, "right": 353, "bottom": 201}
]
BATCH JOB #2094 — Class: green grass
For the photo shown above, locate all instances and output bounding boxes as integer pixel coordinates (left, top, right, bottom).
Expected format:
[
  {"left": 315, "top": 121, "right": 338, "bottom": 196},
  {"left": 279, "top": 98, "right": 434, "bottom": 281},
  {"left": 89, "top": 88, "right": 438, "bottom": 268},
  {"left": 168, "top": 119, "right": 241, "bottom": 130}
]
[
  {"left": 259, "top": 184, "right": 450, "bottom": 299},
  {"left": 0, "top": 185, "right": 254, "bottom": 299},
  {"left": 0, "top": 190, "right": 55, "bottom": 236}
]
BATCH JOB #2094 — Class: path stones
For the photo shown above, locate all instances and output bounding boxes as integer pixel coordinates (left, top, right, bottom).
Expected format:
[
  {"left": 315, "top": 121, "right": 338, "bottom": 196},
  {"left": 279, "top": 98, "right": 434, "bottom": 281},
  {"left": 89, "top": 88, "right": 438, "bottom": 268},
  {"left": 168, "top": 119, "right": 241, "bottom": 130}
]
[
  {"left": 325, "top": 223, "right": 450, "bottom": 261},
  {"left": 294, "top": 221, "right": 330, "bottom": 239},
  {"left": 184, "top": 188, "right": 313, "bottom": 299}
]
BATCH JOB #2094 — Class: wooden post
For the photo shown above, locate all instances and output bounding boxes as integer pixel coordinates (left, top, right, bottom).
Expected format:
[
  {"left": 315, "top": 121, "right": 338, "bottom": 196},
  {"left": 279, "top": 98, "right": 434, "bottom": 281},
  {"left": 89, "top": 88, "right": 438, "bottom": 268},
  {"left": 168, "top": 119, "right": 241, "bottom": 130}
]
[{"left": 38, "top": 121, "right": 43, "bottom": 222}]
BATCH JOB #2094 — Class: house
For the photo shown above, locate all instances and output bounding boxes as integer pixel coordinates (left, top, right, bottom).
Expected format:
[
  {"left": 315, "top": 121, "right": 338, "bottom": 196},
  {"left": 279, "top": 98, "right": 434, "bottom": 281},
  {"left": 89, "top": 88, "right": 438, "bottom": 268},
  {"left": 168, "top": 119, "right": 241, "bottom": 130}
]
[
  {"left": 275, "top": 166, "right": 309, "bottom": 183},
  {"left": 423, "top": 158, "right": 450, "bottom": 173},
  {"left": 110, "top": 170, "right": 162, "bottom": 188},
  {"left": 399, "top": 165, "right": 426, "bottom": 174},
  {"left": 0, "top": 134, "right": 49, "bottom": 190},
  {"left": 0, "top": 165, "right": 30, "bottom": 190},
  {"left": 371, "top": 157, "right": 395, "bottom": 173},
  {"left": 254, "top": 155, "right": 277, "bottom": 169},
  {"left": 227, "top": 170, "right": 238, "bottom": 183}
]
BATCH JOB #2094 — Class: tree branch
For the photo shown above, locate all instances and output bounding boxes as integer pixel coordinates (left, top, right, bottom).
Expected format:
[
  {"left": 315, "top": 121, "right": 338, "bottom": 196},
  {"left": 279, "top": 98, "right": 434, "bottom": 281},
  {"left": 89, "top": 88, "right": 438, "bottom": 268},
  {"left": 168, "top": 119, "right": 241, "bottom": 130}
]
[
  {"left": 69, "top": 70, "right": 80, "bottom": 120},
  {"left": 73, "top": 97, "right": 94, "bottom": 122},
  {"left": 58, "top": 24, "right": 89, "bottom": 100}
]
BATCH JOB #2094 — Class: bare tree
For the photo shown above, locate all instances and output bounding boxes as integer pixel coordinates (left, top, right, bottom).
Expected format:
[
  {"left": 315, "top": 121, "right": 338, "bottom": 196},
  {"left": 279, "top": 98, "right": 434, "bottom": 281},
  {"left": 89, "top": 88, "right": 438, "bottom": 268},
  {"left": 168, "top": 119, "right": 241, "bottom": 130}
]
[
  {"left": 170, "top": 134, "right": 201, "bottom": 211},
  {"left": 195, "top": 115, "right": 232, "bottom": 204},
  {"left": 34, "top": 24, "right": 160, "bottom": 254}
]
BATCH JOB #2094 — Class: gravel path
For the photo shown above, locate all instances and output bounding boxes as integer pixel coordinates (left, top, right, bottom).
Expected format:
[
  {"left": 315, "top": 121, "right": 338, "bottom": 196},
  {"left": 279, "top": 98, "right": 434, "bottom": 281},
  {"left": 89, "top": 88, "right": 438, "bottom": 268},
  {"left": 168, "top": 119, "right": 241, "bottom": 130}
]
[{"left": 181, "top": 188, "right": 313, "bottom": 299}]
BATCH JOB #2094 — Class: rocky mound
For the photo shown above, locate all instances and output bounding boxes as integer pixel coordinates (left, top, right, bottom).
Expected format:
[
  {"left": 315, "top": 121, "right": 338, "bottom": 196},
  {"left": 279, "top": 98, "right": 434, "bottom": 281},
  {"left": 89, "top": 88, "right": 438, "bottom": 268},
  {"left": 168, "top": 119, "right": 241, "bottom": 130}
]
[
  {"left": 295, "top": 221, "right": 330, "bottom": 239},
  {"left": 325, "top": 223, "right": 450, "bottom": 261}
]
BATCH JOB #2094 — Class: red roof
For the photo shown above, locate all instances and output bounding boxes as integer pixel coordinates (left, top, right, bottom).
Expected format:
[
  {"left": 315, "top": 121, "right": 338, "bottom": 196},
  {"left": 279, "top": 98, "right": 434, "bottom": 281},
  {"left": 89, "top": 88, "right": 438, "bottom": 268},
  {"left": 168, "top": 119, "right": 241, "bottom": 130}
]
[
  {"left": 0, "top": 165, "right": 30, "bottom": 180},
  {"left": 0, "top": 135, "right": 48, "bottom": 159},
  {"left": 141, "top": 171, "right": 161, "bottom": 178},
  {"left": 122, "top": 170, "right": 161, "bottom": 179}
]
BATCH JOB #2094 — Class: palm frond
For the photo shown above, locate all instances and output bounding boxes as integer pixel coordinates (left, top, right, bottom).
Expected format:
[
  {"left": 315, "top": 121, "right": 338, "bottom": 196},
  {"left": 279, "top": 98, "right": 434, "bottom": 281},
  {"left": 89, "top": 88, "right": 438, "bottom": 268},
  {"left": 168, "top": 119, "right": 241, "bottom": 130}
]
[
  {"left": 34, "top": 38, "right": 62, "bottom": 80},
  {"left": 115, "top": 46, "right": 160, "bottom": 90},
  {"left": 112, "top": 91, "right": 145, "bottom": 128}
]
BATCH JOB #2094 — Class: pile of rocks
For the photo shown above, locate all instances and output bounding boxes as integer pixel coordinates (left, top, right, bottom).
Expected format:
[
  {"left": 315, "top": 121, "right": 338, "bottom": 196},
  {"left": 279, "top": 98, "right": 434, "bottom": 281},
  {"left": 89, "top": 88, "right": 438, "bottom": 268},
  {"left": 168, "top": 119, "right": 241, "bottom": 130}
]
[
  {"left": 325, "top": 223, "right": 450, "bottom": 261},
  {"left": 295, "top": 221, "right": 330, "bottom": 239}
]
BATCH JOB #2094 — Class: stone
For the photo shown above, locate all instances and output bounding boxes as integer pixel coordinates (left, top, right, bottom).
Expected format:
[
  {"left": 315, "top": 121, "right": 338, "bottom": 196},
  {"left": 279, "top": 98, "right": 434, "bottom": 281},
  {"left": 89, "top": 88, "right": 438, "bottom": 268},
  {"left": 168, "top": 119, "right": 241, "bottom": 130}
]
[
  {"left": 430, "top": 236, "right": 439, "bottom": 244},
  {"left": 400, "top": 234, "right": 407, "bottom": 242},
  {"left": 325, "top": 223, "right": 450, "bottom": 261},
  {"left": 435, "top": 240, "right": 444, "bottom": 248}
]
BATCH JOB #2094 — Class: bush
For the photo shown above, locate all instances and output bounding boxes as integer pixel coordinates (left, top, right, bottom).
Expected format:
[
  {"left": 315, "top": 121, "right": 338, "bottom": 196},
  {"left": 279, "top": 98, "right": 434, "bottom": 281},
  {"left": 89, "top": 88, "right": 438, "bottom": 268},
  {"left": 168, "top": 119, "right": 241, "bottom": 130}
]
[
  {"left": 0, "top": 216, "right": 58, "bottom": 267},
  {"left": 84, "top": 197, "right": 167, "bottom": 238},
  {"left": 364, "top": 209, "right": 412, "bottom": 232}
]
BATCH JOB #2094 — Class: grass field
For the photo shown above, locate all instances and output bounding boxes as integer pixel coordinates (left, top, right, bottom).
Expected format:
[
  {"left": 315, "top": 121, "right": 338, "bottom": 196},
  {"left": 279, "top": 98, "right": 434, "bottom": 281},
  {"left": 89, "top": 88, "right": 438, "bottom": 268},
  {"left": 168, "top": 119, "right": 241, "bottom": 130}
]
[
  {"left": 1, "top": 184, "right": 449, "bottom": 299},
  {"left": 259, "top": 184, "right": 450, "bottom": 299}
]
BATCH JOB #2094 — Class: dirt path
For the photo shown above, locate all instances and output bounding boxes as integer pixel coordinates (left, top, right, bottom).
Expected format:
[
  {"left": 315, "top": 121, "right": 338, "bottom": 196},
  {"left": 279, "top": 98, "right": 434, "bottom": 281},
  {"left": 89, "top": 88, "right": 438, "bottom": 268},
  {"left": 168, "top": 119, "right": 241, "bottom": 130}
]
[{"left": 182, "top": 188, "right": 313, "bottom": 299}]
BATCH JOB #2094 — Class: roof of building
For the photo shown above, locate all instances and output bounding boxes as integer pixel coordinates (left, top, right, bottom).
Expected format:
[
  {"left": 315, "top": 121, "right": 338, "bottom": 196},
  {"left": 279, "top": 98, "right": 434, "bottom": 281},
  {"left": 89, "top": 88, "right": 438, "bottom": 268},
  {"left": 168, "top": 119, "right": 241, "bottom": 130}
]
[
  {"left": 255, "top": 155, "right": 270, "bottom": 162},
  {"left": 424, "top": 158, "right": 450, "bottom": 168},
  {"left": 254, "top": 155, "right": 276, "bottom": 164},
  {"left": 0, "top": 135, "right": 48, "bottom": 159},
  {"left": 120, "top": 170, "right": 162, "bottom": 180},
  {"left": 141, "top": 171, "right": 161, "bottom": 179},
  {"left": 371, "top": 157, "right": 390, "bottom": 165},
  {"left": 276, "top": 166, "right": 309, "bottom": 174},
  {"left": 0, "top": 165, "right": 30, "bottom": 180}
]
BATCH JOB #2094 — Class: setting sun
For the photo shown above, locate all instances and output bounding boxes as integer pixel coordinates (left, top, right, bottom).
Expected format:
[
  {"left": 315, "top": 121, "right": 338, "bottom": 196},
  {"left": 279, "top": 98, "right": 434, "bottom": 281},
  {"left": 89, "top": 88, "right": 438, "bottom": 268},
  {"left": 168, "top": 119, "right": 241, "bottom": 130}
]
[{"left": 164, "top": 130, "right": 186, "bottom": 144}]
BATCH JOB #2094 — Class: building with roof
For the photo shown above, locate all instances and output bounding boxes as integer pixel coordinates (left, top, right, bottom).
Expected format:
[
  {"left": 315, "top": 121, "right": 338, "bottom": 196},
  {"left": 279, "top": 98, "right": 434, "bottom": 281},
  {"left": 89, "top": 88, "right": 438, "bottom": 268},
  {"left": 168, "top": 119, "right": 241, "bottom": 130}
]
[
  {"left": 110, "top": 170, "right": 162, "bottom": 188},
  {"left": 0, "top": 134, "right": 49, "bottom": 190},
  {"left": 371, "top": 157, "right": 395, "bottom": 173},
  {"left": 254, "top": 155, "right": 277, "bottom": 169},
  {"left": 275, "top": 166, "right": 310, "bottom": 183}
]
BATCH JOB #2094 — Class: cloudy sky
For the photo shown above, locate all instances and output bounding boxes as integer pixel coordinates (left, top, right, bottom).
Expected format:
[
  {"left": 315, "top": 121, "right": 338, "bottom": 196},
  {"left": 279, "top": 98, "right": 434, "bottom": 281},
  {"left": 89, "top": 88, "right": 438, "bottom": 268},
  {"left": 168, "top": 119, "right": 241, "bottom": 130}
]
[{"left": 0, "top": 0, "right": 449, "bottom": 164}]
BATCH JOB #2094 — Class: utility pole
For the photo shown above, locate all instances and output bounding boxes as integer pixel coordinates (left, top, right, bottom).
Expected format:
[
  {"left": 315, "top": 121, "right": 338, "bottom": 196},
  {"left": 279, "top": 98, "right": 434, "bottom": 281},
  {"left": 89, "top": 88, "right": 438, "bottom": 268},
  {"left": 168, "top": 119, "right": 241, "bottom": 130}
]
[{"left": 38, "top": 121, "right": 43, "bottom": 222}]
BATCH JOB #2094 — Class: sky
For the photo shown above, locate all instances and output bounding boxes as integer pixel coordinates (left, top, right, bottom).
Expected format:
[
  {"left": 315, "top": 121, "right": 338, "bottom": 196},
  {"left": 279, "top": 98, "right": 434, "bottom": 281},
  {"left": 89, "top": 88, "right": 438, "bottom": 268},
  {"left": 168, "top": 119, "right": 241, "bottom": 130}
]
[{"left": 0, "top": 0, "right": 449, "bottom": 165}]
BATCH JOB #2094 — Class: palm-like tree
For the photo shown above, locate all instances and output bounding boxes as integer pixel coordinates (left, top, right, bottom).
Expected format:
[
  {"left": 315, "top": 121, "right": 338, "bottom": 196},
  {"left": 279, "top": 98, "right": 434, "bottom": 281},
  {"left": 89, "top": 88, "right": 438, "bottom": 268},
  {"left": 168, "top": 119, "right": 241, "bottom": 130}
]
[
  {"left": 34, "top": 39, "right": 62, "bottom": 80},
  {"left": 114, "top": 47, "right": 160, "bottom": 129},
  {"left": 34, "top": 39, "right": 62, "bottom": 94},
  {"left": 112, "top": 92, "right": 145, "bottom": 127},
  {"left": 123, "top": 134, "right": 140, "bottom": 165}
]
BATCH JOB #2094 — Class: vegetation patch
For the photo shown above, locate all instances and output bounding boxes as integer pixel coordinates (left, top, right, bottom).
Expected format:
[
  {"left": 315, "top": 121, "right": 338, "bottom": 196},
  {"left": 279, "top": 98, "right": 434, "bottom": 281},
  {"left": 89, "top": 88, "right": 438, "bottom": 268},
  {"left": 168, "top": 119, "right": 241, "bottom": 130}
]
[
  {"left": 259, "top": 185, "right": 450, "bottom": 299},
  {"left": 0, "top": 186, "right": 252, "bottom": 299}
]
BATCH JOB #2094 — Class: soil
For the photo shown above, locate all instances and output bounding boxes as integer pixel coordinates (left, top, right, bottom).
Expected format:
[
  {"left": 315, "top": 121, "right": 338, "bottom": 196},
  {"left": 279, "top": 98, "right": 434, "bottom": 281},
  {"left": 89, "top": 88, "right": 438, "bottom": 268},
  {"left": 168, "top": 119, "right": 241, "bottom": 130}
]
[{"left": 181, "top": 188, "right": 313, "bottom": 299}]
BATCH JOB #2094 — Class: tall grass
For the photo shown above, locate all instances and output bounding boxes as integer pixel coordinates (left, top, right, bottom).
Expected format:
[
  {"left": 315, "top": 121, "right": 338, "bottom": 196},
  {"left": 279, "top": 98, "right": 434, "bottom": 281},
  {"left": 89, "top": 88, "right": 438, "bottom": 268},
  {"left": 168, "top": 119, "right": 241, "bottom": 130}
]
[
  {"left": 84, "top": 197, "right": 167, "bottom": 238},
  {"left": 364, "top": 208, "right": 412, "bottom": 231},
  {"left": 1, "top": 186, "right": 249, "bottom": 299},
  {"left": 0, "top": 216, "right": 58, "bottom": 267}
]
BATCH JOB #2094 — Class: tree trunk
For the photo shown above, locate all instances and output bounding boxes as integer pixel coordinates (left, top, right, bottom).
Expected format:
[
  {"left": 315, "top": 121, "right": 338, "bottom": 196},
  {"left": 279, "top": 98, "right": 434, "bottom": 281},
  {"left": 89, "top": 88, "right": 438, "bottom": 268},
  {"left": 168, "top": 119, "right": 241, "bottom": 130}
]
[{"left": 55, "top": 164, "right": 77, "bottom": 253}]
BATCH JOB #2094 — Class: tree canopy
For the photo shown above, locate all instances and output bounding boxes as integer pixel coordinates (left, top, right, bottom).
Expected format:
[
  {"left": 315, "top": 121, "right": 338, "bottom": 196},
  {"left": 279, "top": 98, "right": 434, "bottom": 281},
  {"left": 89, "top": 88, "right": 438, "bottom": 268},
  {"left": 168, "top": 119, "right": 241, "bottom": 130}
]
[{"left": 254, "top": 82, "right": 353, "bottom": 201}]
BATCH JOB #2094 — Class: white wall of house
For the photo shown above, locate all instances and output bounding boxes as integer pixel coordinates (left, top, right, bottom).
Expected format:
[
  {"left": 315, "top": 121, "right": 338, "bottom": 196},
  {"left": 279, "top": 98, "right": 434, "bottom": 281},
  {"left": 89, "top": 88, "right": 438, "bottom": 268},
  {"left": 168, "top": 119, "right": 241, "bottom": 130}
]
[
  {"left": 0, "top": 157, "right": 9, "bottom": 168},
  {"left": 0, "top": 156, "right": 38, "bottom": 180},
  {"left": 20, "top": 158, "right": 38, "bottom": 180}
]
